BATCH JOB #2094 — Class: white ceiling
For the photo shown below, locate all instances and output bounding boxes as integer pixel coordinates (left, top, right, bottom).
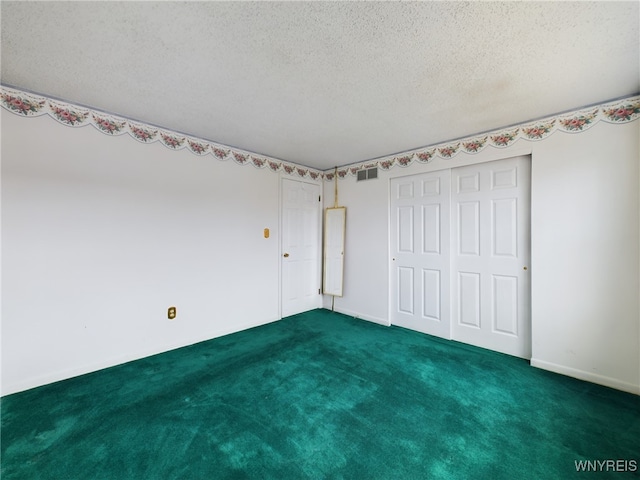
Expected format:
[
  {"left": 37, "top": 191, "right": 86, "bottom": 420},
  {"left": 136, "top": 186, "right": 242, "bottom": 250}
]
[{"left": 2, "top": 1, "right": 638, "bottom": 171}]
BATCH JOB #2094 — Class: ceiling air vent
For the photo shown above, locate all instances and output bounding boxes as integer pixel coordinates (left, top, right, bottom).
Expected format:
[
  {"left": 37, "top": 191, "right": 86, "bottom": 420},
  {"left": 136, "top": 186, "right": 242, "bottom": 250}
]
[{"left": 357, "top": 167, "right": 378, "bottom": 182}]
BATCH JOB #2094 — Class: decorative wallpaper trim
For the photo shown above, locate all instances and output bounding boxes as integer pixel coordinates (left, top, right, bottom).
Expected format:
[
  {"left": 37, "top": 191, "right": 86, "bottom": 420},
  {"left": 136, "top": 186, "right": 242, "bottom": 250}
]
[
  {"left": 2, "top": 85, "right": 637, "bottom": 182},
  {"left": 323, "top": 96, "right": 640, "bottom": 180},
  {"left": 0, "top": 86, "right": 323, "bottom": 181}
]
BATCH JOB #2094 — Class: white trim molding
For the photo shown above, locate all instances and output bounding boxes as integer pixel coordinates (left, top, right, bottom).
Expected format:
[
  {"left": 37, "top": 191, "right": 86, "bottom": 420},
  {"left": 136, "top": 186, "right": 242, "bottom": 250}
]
[{"left": 531, "top": 358, "right": 640, "bottom": 396}]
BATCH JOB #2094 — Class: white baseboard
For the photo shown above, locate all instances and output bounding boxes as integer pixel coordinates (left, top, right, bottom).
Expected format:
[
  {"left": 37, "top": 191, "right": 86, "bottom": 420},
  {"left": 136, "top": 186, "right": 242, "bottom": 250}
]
[
  {"left": 327, "top": 307, "right": 391, "bottom": 327},
  {"left": 531, "top": 358, "right": 640, "bottom": 395}
]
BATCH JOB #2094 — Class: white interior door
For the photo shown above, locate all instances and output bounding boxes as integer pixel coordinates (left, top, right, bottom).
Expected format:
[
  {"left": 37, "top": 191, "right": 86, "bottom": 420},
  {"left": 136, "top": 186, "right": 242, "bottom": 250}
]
[
  {"left": 451, "top": 156, "right": 531, "bottom": 358},
  {"left": 281, "top": 178, "right": 322, "bottom": 317},
  {"left": 390, "top": 170, "right": 451, "bottom": 338}
]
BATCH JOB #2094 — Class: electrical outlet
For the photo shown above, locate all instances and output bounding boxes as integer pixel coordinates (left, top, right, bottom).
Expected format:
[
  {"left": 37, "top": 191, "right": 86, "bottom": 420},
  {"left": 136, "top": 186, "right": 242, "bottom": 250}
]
[{"left": 168, "top": 306, "right": 177, "bottom": 320}]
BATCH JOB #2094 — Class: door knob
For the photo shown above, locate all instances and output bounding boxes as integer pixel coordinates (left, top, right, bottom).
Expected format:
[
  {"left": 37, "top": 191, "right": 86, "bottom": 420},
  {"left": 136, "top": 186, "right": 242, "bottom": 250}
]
[
  {"left": 283, "top": 253, "right": 290, "bottom": 257},
  {"left": 523, "top": 266, "right": 527, "bottom": 270}
]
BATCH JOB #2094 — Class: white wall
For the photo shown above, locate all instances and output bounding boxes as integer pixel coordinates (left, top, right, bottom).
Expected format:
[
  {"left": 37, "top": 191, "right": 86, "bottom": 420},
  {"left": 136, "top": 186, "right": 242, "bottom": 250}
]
[
  {"left": 530, "top": 122, "right": 639, "bottom": 393},
  {"left": 1, "top": 111, "right": 283, "bottom": 395},
  {"left": 3, "top": 107, "right": 638, "bottom": 396},
  {"left": 325, "top": 121, "right": 639, "bottom": 394}
]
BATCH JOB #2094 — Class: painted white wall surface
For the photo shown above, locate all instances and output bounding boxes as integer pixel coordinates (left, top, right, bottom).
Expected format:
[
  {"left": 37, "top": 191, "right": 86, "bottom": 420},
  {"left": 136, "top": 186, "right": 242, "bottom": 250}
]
[
  {"left": 530, "top": 122, "right": 639, "bottom": 394},
  {"left": 2, "top": 112, "right": 282, "bottom": 396},
  {"left": 324, "top": 122, "right": 639, "bottom": 394},
  {"left": 322, "top": 176, "right": 390, "bottom": 326},
  {"left": 3, "top": 107, "right": 638, "bottom": 396}
]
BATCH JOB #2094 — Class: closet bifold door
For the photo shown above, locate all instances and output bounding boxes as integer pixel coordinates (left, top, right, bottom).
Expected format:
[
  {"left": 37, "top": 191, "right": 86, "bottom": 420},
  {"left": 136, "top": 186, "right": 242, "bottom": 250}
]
[
  {"left": 389, "top": 170, "right": 451, "bottom": 339},
  {"left": 451, "top": 156, "right": 531, "bottom": 359}
]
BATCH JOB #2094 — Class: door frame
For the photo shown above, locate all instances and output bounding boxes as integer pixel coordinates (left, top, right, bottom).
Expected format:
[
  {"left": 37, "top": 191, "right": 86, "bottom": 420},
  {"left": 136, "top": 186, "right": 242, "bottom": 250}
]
[{"left": 279, "top": 175, "right": 323, "bottom": 318}]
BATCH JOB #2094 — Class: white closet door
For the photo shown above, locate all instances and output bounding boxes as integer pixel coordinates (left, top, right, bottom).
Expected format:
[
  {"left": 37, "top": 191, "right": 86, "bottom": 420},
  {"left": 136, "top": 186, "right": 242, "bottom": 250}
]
[
  {"left": 390, "top": 170, "right": 451, "bottom": 339},
  {"left": 451, "top": 156, "right": 531, "bottom": 358},
  {"left": 281, "top": 178, "right": 322, "bottom": 317}
]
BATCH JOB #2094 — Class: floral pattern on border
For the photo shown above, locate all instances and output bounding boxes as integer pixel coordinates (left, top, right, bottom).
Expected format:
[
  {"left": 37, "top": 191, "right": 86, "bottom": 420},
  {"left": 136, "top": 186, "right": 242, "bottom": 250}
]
[
  {"left": 296, "top": 168, "right": 308, "bottom": 177},
  {"left": 490, "top": 130, "right": 519, "bottom": 147},
  {"left": 93, "top": 114, "right": 126, "bottom": 135},
  {"left": 438, "top": 143, "right": 460, "bottom": 158},
  {"left": 268, "top": 161, "right": 280, "bottom": 172},
  {"left": 212, "top": 147, "right": 229, "bottom": 160},
  {"left": 233, "top": 152, "right": 248, "bottom": 164},
  {"left": 2, "top": 86, "right": 635, "bottom": 182},
  {"left": 602, "top": 101, "right": 640, "bottom": 123},
  {"left": 187, "top": 139, "right": 209, "bottom": 155},
  {"left": 522, "top": 121, "right": 555, "bottom": 140},
  {"left": 251, "top": 157, "right": 266, "bottom": 168},
  {"left": 1, "top": 92, "right": 46, "bottom": 115},
  {"left": 396, "top": 155, "right": 413, "bottom": 167},
  {"left": 462, "top": 137, "right": 487, "bottom": 153},
  {"left": 129, "top": 123, "right": 157, "bottom": 143},
  {"left": 160, "top": 132, "right": 185, "bottom": 149},
  {"left": 50, "top": 102, "right": 88, "bottom": 126},
  {"left": 416, "top": 150, "right": 435, "bottom": 163},
  {"left": 379, "top": 159, "right": 395, "bottom": 170},
  {"left": 558, "top": 110, "right": 597, "bottom": 132}
]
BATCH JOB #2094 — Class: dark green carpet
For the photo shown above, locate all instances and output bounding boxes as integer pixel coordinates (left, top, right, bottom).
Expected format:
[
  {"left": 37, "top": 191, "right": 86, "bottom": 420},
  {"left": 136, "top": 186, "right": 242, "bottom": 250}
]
[{"left": 2, "top": 309, "right": 638, "bottom": 479}]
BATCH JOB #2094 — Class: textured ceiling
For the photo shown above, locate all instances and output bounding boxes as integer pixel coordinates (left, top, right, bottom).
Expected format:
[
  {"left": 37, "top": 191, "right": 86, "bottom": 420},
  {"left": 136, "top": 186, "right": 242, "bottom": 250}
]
[{"left": 2, "top": 1, "right": 638, "bottom": 170}]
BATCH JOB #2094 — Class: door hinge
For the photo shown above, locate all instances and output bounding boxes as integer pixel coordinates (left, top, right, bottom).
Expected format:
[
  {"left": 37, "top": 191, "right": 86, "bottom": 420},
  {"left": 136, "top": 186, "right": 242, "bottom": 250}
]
[
  {"left": 318, "top": 288, "right": 321, "bottom": 294},
  {"left": 318, "top": 195, "right": 321, "bottom": 202}
]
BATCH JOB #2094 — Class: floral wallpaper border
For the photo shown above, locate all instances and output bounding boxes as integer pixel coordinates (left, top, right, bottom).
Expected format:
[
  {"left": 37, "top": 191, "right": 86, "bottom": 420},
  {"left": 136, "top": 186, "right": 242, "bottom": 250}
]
[
  {"left": 0, "top": 86, "right": 323, "bottom": 181},
  {"left": 2, "top": 85, "right": 638, "bottom": 182},
  {"left": 323, "top": 96, "right": 640, "bottom": 181}
]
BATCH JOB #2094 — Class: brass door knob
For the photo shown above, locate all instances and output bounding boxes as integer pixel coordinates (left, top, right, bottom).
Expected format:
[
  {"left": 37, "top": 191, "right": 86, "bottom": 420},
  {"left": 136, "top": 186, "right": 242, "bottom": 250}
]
[{"left": 283, "top": 253, "right": 290, "bottom": 257}]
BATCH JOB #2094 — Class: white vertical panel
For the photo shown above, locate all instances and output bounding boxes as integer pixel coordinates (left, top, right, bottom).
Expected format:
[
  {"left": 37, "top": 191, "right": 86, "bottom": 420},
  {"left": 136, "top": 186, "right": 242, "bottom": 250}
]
[
  {"left": 323, "top": 207, "right": 346, "bottom": 296},
  {"left": 422, "top": 269, "right": 440, "bottom": 321},
  {"left": 452, "top": 156, "right": 531, "bottom": 359},
  {"left": 398, "top": 267, "right": 414, "bottom": 314},
  {"left": 398, "top": 182, "right": 414, "bottom": 199},
  {"left": 492, "top": 168, "right": 517, "bottom": 189},
  {"left": 493, "top": 275, "right": 518, "bottom": 335},
  {"left": 422, "top": 177, "right": 440, "bottom": 196},
  {"left": 459, "top": 272, "right": 481, "bottom": 327},
  {"left": 493, "top": 198, "right": 517, "bottom": 257},
  {"left": 303, "top": 259, "right": 315, "bottom": 297},
  {"left": 422, "top": 204, "right": 440, "bottom": 254},
  {"left": 390, "top": 170, "right": 450, "bottom": 339},
  {"left": 458, "top": 173, "right": 479, "bottom": 193},
  {"left": 397, "top": 206, "right": 414, "bottom": 253},
  {"left": 325, "top": 258, "right": 342, "bottom": 294},
  {"left": 458, "top": 201, "right": 480, "bottom": 255},
  {"left": 303, "top": 208, "right": 316, "bottom": 246}
]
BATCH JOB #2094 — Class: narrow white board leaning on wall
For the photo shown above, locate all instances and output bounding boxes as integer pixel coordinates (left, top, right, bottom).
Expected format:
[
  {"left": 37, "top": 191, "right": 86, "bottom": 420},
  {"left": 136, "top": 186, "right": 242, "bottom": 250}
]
[{"left": 323, "top": 207, "right": 346, "bottom": 297}]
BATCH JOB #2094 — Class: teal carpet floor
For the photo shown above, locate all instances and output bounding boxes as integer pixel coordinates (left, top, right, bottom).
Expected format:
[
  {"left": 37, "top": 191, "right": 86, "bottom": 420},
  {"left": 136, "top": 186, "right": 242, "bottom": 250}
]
[{"left": 2, "top": 309, "right": 638, "bottom": 479}]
